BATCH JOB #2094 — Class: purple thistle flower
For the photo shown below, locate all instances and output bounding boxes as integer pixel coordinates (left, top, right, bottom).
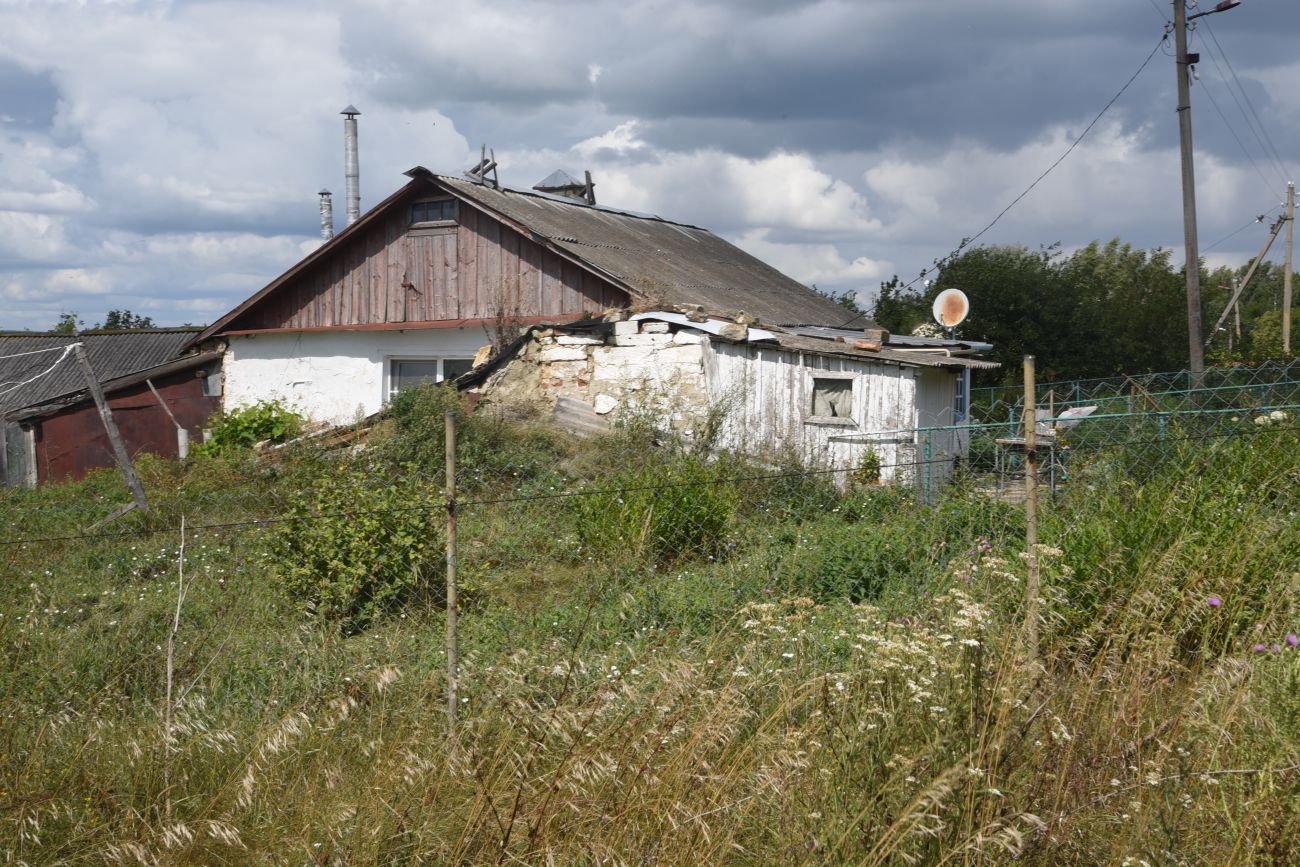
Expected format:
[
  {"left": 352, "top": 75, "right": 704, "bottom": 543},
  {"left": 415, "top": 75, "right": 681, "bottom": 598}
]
[
  {"left": 1287, "top": 634, "right": 1299, "bottom": 648},
  {"left": 1254, "top": 643, "right": 1268, "bottom": 653},
  {"left": 1273, "top": 644, "right": 1283, "bottom": 653},
  {"left": 1207, "top": 595, "right": 1222, "bottom": 608}
]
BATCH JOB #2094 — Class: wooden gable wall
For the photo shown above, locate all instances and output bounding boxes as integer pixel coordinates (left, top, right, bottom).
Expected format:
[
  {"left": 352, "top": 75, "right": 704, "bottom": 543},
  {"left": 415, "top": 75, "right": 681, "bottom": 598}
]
[{"left": 229, "top": 190, "right": 629, "bottom": 332}]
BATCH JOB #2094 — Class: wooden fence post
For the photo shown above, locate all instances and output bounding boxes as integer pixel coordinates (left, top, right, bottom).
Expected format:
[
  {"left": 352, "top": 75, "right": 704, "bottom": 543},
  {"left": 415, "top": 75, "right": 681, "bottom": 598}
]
[
  {"left": 1023, "top": 356, "right": 1040, "bottom": 660},
  {"left": 73, "top": 342, "right": 149, "bottom": 512},
  {"left": 445, "top": 410, "right": 459, "bottom": 730}
]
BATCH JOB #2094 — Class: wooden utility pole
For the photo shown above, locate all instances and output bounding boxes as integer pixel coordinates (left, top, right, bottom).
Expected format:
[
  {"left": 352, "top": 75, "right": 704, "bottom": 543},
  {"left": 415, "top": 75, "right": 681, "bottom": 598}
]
[
  {"left": 1023, "top": 356, "right": 1039, "bottom": 661},
  {"left": 73, "top": 342, "right": 149, "bottom": 512},
  {"left": 1284, "top": 181, "right": 1294, "bottom": 355},
  {"left": 444, "top": 410, "right": 459, "bottom": 730},
  {"left": 1174, "top": 0, "right": 1205, "bottom": 376}
]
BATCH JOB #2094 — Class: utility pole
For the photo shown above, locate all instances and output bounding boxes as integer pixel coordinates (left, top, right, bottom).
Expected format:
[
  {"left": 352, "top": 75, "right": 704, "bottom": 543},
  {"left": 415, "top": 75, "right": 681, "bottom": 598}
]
[
  {"left": 1173, "top": 1, "right": 1244, "bottom": 372},
  {"left": 1174, "top": 0, "right": 1205, "bottom": 376},
  {"left": 1284, "top": 181, "right": 1294, "bottom": 355}
]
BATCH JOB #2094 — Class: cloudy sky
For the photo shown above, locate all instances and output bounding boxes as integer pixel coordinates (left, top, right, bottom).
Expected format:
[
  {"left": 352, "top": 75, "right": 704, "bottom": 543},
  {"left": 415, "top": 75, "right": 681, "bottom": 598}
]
[{"left": 1, "top": 0, "right": 1296, "bottom": 330}]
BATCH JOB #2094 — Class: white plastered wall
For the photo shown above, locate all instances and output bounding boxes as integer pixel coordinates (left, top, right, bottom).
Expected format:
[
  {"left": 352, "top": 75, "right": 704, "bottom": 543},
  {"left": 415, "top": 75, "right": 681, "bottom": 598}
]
[{"left": 223, "top": 327, "right": 493, "bottom": 425}]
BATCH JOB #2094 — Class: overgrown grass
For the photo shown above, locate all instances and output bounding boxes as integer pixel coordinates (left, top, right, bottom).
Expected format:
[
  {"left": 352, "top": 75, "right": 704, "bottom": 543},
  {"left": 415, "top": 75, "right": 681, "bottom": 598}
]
[{"left": 1, "top": 389, "right": 1297, "bottom": 864}]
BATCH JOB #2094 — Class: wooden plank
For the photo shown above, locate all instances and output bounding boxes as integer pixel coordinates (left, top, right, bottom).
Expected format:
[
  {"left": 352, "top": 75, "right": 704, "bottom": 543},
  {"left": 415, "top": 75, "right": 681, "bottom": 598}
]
[
  {"left": 458, "top": 210, "right": 479, "bottom": 321},
  {"left": 481, "top": 217, "right": 501, "bottom": 320},
  {"left": 387, "top": 216, "right": 405, "bottom": 323}
]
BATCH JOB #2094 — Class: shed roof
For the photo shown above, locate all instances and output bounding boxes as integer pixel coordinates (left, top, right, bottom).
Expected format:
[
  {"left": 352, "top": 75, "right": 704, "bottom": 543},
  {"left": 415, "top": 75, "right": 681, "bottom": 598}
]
[
  {"left": 0, "top": 329, "right": 203, "bottom": 419},
  {"left": 429, "top": 172, "right": 859, "bottom": 327}
]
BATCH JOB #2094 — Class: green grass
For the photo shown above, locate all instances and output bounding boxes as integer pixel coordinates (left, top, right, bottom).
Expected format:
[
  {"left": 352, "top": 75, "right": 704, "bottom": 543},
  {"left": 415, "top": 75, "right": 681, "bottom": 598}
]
[{"left": 1, "top": 390, "right": 1297, "bottom": 864}]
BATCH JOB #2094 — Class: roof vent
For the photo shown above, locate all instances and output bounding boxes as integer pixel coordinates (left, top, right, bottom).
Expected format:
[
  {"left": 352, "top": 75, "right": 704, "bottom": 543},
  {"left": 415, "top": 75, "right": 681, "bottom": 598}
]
[{"left": 534, "top": 169, "right": 596, "bottom": 206}]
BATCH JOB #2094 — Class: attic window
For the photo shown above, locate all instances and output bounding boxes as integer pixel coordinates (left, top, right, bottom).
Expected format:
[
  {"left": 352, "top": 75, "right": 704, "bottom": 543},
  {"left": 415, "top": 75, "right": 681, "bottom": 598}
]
[
  {"left": 410, "top": 198, "right": 458, "bottom": 225},
  {"left": 810, "top": 377, "right": 854, "bottom": 421}
]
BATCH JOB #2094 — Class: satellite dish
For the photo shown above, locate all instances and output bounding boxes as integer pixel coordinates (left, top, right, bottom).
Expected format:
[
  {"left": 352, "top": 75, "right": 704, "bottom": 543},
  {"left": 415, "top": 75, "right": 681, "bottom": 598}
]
[{"left": 932, "top": 288, "right": 970, "bottom": 330}]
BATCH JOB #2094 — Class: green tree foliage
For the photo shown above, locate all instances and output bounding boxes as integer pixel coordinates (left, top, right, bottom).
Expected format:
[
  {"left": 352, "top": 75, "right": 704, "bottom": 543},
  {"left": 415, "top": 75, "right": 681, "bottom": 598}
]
[
  {"left": 96, "top": 310, "right": 156, "bottom": 330},
  {"left": 871, "top": 239, "right": 1300, "bottom": 384},
  {"left": 53, "top": 312, "right": 83, "bottom": 333}
]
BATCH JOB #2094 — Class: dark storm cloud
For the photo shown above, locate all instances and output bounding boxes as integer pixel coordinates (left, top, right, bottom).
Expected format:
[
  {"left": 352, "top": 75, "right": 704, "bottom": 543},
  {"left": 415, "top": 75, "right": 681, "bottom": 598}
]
[{"left": 0, "top": 58, "right": 58, "bottom": 129}]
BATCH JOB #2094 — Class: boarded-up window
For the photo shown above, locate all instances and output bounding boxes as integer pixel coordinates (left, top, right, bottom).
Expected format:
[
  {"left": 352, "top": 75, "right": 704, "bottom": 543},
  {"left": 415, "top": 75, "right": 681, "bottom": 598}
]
[{"left": 811, "top": 378, "right": 853, "bottom": 418}]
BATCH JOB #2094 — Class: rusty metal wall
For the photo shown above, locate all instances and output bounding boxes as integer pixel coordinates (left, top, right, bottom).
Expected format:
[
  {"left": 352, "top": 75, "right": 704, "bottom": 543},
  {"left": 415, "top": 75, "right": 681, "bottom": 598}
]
[{"left": 32, "top": 366, "right": 219, "bottom": 484}]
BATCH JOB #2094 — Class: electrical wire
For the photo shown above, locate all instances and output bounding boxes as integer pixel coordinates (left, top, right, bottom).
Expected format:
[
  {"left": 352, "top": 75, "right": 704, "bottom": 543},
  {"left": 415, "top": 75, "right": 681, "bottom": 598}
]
[
  {"left": 0, "top": 344, "right": 77, "bottom": 398},
  {"left": 838, "top": 33, "right": 1168, "bottom": 327},
  {"left": 0, "top": 342, "right": 81, "bottom": 362},
  {"left": 1196, "top": 20, "right": 1292, "bottom": 185},
  {"left": 1196, "top": 70, "right": 1285, "bottom": 199},
  {"left": 1202, "top": 205, "right": 1283, "bottom": 253}
]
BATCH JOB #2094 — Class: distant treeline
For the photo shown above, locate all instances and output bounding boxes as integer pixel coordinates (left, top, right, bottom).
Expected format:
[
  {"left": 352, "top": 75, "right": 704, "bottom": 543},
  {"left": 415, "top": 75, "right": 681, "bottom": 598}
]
[{"left": 870, "top": 239, "right": 1298, "bottom": 384}]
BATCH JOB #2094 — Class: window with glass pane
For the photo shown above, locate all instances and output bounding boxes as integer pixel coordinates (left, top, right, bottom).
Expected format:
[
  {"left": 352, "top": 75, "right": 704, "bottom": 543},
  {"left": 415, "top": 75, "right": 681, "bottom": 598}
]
[
  {"left": 442, "top": 358, "right": 474, "bottom": 381},
  {"left": 390, "top": 360, "right": 439, "bottom": 396},
  {"left": 410, "top": 199, "right": 458, "bottom": 224},
  {"left": 811, "top": 378, "right": 853, "bottom": 418}
]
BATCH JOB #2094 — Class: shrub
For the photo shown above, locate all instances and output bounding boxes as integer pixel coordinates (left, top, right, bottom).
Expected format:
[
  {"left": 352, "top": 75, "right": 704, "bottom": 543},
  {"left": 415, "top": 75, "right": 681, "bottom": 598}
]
[
  {"left": 572, "top": 453, "right": 739, "bottom": 564},
  {"left": 266, "top": 463, "right": 443, "bottom": 631},
  {"left": 379, "top": 384, "right": 571, "bottom": 488},
  {"left": 200, "top": 399, "right": 304, "bottom": 454}
]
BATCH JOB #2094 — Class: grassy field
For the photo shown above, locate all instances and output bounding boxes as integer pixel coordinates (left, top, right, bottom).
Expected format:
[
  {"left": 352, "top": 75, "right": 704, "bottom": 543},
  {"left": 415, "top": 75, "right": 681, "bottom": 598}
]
[{"left": 2, "top": 389, "right": 1299, "bottom": 865}]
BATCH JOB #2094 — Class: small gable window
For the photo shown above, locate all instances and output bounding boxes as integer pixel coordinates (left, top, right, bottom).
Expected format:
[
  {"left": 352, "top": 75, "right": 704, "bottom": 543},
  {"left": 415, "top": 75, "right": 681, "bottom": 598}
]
[
  {"left": 810, "top": 377, "right": 854, "bottom": 420},
  {"left": 410, "top": 198, "right": 458, "bottom": 225}
]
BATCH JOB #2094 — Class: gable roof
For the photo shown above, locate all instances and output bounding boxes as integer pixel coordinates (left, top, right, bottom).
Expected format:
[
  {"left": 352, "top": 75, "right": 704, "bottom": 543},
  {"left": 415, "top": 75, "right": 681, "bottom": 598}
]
[
  {"left": 0, "top": 329, "right": 202, "bottom": 419},
  {"left": 194, "top": 168, "right": 875, "bottom": 345},
  {"left": 429, "top": 171, "right": 857, "bottom": 327}
]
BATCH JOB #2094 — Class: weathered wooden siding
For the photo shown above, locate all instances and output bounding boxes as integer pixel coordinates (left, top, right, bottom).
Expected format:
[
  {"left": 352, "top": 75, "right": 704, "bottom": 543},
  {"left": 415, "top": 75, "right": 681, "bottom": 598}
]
[
  {"left": 703, "top": 342, "right": 919, "bottom": 480},
  {"left": 913, "top": 367, "right": 965, "bottom": 497},
  {"left": 234, "top": 198, "right": 628, "bottom": 331}
]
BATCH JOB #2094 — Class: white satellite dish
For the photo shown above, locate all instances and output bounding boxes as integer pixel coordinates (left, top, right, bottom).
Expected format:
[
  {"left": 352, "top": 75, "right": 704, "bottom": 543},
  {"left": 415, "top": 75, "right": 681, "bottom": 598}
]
[{"left": 932, "top": 288, "right": 970, "bottom": 330}]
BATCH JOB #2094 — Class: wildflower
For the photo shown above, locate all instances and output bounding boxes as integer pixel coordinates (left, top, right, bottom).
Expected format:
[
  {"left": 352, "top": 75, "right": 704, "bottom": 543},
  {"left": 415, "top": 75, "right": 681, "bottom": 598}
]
[
  {"left": 1288, "top": 634, "right": 1299, "bottom": 648},
  {"left": 1207, "top": 595, "right": 1222, "bottom": 608},
  {"left": 1254, "top": 643, "right": 1267, "bottom": 653}
]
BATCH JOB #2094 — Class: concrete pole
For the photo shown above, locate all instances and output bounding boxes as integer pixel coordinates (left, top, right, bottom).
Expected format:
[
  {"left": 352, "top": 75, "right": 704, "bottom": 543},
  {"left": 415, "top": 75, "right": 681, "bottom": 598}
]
[
  {"left": 1174, "top": 1, "right": 1205, "bottom": 376},
  {"left": 1284, "top": 181, "right": 1294, "bottom": 355}
]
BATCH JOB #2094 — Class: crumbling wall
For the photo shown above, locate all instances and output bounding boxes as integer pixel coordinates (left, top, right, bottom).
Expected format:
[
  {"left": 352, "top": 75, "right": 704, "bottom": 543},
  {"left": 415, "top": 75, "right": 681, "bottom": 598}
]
[{"left": 476, "top": 320, "right": 711, "bottom": 435}]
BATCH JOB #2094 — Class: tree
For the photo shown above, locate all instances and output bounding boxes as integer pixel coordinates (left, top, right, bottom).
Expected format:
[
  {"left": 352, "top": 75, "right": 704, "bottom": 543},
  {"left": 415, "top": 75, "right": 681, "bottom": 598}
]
[
  {"left": 53, "top": 312, "right": 83, "bottom": 333},
  {"left": 96, "top": 310, "right": 155, "bottom": 330},
  {"left": 871, "top": 276, "right": 930, "bottom": 336}
]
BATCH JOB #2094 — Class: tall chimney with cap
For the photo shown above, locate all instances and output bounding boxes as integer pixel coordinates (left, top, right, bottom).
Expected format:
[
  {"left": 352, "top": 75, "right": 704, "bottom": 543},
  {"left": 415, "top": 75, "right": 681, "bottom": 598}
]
[
  {"left": 342, "top": 105, "right": 361, "bottom": 224},
  {"left": 318, "top": 189, "right": 334, "bottom": 241}
]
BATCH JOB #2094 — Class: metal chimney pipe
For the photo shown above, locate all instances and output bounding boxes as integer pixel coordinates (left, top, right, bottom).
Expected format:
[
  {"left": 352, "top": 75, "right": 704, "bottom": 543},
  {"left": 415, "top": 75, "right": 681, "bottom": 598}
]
[
  {"left": 318, "top": 189, "right": 334, "bottom": 241},
  {"left": 341, "top": 105, "right": 361, "bottom": 224}
]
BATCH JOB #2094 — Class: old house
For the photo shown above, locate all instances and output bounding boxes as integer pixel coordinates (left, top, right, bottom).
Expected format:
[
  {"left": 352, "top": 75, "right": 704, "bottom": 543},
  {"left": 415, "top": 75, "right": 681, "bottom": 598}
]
[
  {"left": 464, "top": 312, "right": 996, "bottom": 486},
  {"left": 193, "top": 163, "right": 994, "bottom": 480},
  {"left": 191, "top": 166, "right": 872, "bottom": 425},
  {"left": 1, "top": 330, "right": 221, "bottom": 486}
]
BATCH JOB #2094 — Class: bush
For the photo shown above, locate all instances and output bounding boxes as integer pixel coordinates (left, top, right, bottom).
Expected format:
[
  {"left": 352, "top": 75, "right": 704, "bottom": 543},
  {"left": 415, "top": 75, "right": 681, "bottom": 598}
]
[
  {"left": 379, "top": 384, "right": 571, "bottom": 488},
  {"left": 572, "top": 453, "right": 740, "bottom": 564},
  {"left": 266, "top": 463, "right": 443, "bottom": 631},
  {"left": 200, "top": 399, "right": 304, "bottom": 454}
]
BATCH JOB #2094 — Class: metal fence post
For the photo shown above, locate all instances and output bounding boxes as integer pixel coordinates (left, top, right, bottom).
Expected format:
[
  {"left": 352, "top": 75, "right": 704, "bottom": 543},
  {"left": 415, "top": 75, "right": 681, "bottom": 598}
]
[
  {"left": 445, "top": 410, "right": 459, "bottom": 731},
  {"left": 1022, "top": 356, "right": 1040, "bottom": 661}
]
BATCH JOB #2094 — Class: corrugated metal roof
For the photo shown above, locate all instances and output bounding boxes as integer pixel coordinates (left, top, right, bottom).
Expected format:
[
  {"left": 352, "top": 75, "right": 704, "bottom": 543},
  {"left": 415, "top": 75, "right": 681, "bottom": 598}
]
[
  {"left": 785, "top": 325, "right": 995, "bottom": 354},
  {"left": 0, "top": 329, "right": 202, "bottom": 417},
  {"left": 763, "top": 333, "right": 1000, "bottom": 370},
  {"left": 433, "top": 173, "right": 864, "bottom": 327}
]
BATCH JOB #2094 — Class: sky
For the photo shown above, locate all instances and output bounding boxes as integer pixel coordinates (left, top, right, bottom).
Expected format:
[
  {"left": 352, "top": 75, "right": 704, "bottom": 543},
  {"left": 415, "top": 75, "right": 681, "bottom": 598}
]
[{"left": 1, "top": 0, "right": 1297, "bottom": 330}]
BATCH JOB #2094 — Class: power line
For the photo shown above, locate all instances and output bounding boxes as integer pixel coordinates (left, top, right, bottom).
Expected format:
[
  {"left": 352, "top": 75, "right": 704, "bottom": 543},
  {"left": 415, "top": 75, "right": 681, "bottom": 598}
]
[
  {"left": 840, "top": 33, "right": 1168, "bottom": 326},
  {"left": 0, "top": 342, "right": 82, "bottom": 362},
  {"left": 1202, "top": 205, "right": 1283, "bottom": 253},
  {"left": 0, "top": 344, "right": 77, "bottom": 398},
  {"left": 1196, "top": 70, "right": 1284, "bottom": 199},
  {"left": 1197, "top": 20, "right": 1292, "bottom": 184}
]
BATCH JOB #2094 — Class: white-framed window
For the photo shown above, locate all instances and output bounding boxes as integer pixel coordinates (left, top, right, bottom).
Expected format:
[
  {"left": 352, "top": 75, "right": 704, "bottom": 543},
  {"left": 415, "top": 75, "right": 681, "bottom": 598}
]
[
  {"left": 410, "top": 198, "right": 458, "bottom": 225},
  {"left": 806, "top": 372, "right": 857, "bottom": 426},
  {"left": 387, "top": 357, "right": 475, "bottom": 399}
]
